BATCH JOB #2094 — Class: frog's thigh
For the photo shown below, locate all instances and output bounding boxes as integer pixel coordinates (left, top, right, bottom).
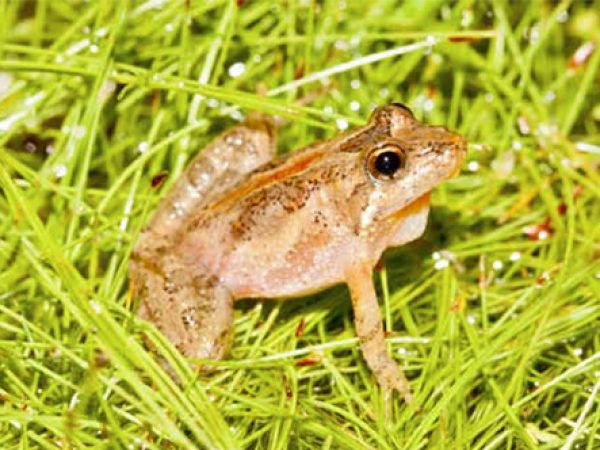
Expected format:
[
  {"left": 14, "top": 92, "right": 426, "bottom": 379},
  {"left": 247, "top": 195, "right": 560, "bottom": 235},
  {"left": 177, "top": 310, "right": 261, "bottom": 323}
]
[
  {"left": 179, "top": 278, "right": 234, "bottom": 361},
  {"left": 134, "top": 254, "right": 234, "bottom": 361},
  {"left": 185, "top": 114, "right": 278, "bottom": 189},
  {"left": 346, "top": 264, "right": 413, "bottom": 403},
  {"left": 148, "top": 114, "right": 278, "bottom": 236}
]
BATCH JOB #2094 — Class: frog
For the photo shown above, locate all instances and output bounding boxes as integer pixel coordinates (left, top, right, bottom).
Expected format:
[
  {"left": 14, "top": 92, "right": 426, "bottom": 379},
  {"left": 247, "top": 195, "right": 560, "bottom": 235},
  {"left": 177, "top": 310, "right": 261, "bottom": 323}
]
[{"left": 129, "top": 103, "right": 466, "bottom": 403}]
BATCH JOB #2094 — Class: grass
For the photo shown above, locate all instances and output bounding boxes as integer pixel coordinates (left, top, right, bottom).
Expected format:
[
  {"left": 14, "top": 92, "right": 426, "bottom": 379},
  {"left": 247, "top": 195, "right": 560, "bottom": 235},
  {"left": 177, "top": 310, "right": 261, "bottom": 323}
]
[{"left": 0, "top": 0, "right": 599, "bottom": 448}]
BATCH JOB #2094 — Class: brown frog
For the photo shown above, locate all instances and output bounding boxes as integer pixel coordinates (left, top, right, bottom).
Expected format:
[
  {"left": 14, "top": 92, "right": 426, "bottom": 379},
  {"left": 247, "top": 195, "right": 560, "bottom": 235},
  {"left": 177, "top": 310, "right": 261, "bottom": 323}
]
[{"left": 130, "top": 103, "right": 466, "bottom": 402}]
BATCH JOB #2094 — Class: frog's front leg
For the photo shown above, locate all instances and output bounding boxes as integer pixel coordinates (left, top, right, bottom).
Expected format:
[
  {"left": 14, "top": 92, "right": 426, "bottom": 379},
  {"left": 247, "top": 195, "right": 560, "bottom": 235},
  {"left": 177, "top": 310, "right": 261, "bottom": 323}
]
[{"left": 346, "top": 264, "right": 413, "bottom": 403}]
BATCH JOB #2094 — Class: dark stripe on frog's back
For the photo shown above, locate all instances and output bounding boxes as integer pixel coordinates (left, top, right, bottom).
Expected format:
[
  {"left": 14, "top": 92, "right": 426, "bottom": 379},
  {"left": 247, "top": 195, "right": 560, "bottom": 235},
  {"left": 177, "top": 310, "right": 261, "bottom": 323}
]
[
  {"left": 184, "top": 148, "right": 326, "bottom": 233},
  {"left": 184, "top": 122, "right": 377, "bottom": 234},
  {"left": 229, "top": 159, "right": 353, "bottom": 240},
  {"left": 214, "top": 121, "right": 378, "bottom": 213}
]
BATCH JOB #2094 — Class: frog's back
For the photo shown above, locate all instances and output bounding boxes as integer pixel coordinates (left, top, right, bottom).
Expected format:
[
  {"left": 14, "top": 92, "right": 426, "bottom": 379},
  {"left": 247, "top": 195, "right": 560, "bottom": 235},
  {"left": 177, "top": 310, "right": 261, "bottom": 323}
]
[{"left": 175, "top": 146, "right": 361, "bottom": 299}]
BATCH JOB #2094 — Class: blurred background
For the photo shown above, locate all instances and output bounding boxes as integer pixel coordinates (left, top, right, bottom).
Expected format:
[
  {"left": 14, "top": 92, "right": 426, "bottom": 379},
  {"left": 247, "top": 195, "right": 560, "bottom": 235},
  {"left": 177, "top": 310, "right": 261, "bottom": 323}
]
[{"left": 0, "top": 1, "right": 599, "bottom": 449}]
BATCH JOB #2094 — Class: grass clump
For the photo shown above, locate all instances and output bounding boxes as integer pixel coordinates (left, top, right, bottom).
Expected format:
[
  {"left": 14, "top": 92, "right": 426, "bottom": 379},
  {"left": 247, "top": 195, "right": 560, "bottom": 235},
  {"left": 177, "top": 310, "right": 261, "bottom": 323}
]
[{"left": 1, "top": 1, "right": 599, "bottom": 449}]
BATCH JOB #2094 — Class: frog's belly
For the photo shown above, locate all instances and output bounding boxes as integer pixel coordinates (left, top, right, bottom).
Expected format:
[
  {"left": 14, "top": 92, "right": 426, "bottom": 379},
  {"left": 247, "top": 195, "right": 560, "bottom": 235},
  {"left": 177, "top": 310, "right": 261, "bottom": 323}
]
[{"left": 221, "top": 228, "right": 351, "bottom": 299}]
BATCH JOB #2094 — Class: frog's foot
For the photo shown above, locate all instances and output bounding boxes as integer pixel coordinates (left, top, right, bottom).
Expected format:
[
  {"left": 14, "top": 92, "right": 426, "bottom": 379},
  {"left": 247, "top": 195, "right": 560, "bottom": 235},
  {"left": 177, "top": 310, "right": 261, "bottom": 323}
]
[
  {"left": 132, "top": 252, "right": 234, "bottom": 363},
  {"left": 346, "top": 264, "right": 413, "bottom": 404},
  {"left": 364, "top": 346, "right": 413, "bottom": 404}
]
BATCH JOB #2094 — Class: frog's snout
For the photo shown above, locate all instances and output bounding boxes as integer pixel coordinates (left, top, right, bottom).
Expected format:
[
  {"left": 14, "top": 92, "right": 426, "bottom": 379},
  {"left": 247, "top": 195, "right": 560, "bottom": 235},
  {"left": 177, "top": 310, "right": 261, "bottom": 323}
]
[
  {"left": 446, "top": 132, "right": 467, "bottom": 178},
  {"left": 451, "top": 133, "right": 467, "bottom": 157}
]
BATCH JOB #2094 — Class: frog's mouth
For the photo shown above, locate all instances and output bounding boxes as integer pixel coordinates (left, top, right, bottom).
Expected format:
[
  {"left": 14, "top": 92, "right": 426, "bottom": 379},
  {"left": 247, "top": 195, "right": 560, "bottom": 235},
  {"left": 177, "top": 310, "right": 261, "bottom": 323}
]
[
  {"left": 385, "top": 192, "right": 431, "bottom": 223},
  {"left": 381, "top": 139, "right": 466, "bottom": 224}
]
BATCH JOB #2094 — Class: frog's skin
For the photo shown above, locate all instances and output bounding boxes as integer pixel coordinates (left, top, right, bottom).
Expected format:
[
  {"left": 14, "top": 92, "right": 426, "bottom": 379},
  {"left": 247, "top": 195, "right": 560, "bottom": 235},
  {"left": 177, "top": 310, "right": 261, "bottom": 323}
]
[{"left": 130, "top": 103, "right": 466, "bottom": 402}]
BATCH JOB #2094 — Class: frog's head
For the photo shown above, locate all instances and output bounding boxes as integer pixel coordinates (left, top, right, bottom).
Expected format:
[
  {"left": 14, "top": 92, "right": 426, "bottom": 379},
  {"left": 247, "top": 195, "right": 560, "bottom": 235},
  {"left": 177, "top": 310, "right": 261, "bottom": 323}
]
[{"left": 347, "top": 103, "right": 467, "bottom": 239}]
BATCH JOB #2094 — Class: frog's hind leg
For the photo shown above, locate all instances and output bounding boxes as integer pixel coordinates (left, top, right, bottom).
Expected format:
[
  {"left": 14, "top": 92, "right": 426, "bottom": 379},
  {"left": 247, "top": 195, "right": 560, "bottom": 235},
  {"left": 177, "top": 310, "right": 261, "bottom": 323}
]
[
  {"left": 131, "top": 253, "right": 234, "bottom": 362},
  {"left": 146, "top": 113, "right": 278, "bottom": 239}
]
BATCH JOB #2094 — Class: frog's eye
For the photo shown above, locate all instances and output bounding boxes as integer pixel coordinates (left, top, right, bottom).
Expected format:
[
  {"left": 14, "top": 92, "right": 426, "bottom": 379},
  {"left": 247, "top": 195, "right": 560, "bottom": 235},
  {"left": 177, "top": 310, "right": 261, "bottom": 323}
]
[{"left": 366, "top": 144, "right": 406, "bottom": 182}]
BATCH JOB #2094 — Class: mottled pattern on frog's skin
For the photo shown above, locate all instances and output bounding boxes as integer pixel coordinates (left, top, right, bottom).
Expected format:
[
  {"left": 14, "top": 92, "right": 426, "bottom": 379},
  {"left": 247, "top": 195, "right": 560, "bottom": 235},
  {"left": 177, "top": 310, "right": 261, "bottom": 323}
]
[
  {"left": 130, "top": 104, "right": 466, "bottom": 402},
  {"left": 130, "top": 113, "right": 277, "bottom": 361}
]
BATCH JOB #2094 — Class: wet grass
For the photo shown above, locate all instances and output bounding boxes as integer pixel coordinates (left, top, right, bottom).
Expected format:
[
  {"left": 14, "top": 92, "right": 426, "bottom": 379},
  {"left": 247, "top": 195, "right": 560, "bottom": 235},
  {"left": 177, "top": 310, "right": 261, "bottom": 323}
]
[{"left": 1, "top": 1, "right": 599, "bottom": 449}]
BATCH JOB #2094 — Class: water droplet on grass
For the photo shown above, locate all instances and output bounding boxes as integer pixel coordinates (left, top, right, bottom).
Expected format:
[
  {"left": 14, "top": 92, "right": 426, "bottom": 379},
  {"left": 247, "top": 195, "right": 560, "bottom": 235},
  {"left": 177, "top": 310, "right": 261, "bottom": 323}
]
[
  {"left": 434, "top": 259, "right": 449, "bottom": 270},
  {"left": 228, "top": 62, "right": 246, "bottom": 78},
  {"left": 54, "top": 164, "right": 67, "bottom": 178},
  {"left": 230, "top": 110, "right": 244, "bottom": 121},
  {"left": 335, "top": 118, "right": 349, "bottom": 130},
  {"left": 137, "top": 141, "right": 149, "bottom": 153},
  {"left": 334, "top": 39, "right": 349, "bottom": 51}
]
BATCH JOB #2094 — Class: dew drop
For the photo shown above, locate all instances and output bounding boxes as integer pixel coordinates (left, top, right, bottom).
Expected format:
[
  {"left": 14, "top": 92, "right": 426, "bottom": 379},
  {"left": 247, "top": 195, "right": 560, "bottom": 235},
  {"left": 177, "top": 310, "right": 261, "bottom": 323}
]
[
  {"left": 509, "top": 252, "right": 521, "bottom": 262},
  {"left": 25, "top": 92, "right": 44, "bottom": 106},
  {"left": 89, "top": 300, "right": 102, "bottom": 314},
  {"left": 529, "top": 26, "right": 540, "bottom": 43},
  {"left": 544, "top": 91, "right": 555, "bottom": 103},
  {"left": 467, "top": 161, "right": 479, "bottom": 172},
  {"left": 230, "top": 110, "right": 244, "bottom": 121},
  {"left": 557, "top": 10, "right": 569, "bottom": 23},
  {"left": 460, "top": 9, "right": 473, "bottom": 27},
  {"left": 54, "top": 164, "right": 67, "bottom": 179},
  {"left": 228, "top": 62, "right": 246, "bottom": 78},
  {"left": 434, "top": 259, "right": 449, "bottom": 270},
  {"left": 72, "top": 125, "right": 86, "bottom": 139},
  {"left": 334, "top": 39, "right": 349, "bottom": 51},
  {"left": 335, "top": 118, "right": 349, "bottom": 130},
  {"left": 538, "top": 230, "right": 550, "bottom": 241}
]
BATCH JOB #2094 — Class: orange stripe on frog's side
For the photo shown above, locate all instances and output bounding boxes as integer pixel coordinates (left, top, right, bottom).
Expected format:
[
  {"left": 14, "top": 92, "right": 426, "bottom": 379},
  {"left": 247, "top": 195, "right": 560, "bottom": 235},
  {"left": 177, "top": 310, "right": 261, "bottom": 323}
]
[{"left": 208, "top": 149, "right": 325, "bottom": 213}]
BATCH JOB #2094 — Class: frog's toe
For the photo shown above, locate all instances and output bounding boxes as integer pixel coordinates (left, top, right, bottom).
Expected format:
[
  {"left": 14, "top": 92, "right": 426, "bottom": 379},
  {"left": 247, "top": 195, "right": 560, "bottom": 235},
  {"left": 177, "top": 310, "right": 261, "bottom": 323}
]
[{"left": 375, "top": 359, "right": 413, "bottom": 404}]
